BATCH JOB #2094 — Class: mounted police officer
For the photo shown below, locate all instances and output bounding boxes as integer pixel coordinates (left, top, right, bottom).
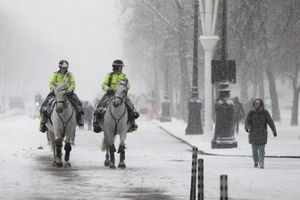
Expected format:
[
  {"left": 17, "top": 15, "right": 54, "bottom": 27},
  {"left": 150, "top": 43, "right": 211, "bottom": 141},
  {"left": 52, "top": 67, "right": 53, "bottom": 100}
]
[
  {"left": 39, "top": 60, "right": 84, "bottom": 132},
  {"left": 93, "top": 59, "right": 139, "bottom": 133}
]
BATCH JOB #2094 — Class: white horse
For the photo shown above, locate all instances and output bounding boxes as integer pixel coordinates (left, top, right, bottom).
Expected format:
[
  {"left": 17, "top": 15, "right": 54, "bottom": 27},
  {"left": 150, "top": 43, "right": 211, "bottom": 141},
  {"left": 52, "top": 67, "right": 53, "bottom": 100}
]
[
  {"left": 46, "top": 82, "right": 77, "bottom": 167},
  {"left": 100, "top": 80, "right": 129, "bottom": 169}
]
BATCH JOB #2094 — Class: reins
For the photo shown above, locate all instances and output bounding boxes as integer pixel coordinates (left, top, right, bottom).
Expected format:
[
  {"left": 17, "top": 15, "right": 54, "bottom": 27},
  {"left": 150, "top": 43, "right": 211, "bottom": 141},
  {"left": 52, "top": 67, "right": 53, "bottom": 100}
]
[
  {"left": 55, "top": 99, "right": 75, "bottom": 134},
  {"left": 108, "top": 84, "right": 128, "bottom": 135},
  {"left": 108, "top": 100, "right": 127, "bottom": 136}
]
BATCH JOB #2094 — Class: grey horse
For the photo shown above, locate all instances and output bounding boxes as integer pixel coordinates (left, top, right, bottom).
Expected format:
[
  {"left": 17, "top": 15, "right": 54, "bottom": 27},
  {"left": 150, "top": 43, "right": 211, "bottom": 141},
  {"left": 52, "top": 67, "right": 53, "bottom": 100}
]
[
  {"left": 46, "top": 82, "right": 77, "bottom": 167},
  {"left": 100, "top": 80, "right": 129, "bottom": 169}
]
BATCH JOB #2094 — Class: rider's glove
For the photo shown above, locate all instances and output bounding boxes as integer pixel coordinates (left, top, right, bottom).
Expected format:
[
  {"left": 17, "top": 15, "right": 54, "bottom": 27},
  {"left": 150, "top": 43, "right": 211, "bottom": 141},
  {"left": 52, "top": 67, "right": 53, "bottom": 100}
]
[
  {"left": 66, "top": 90, "right": 73, "bottom": 95},
  {"left": 107, "top": 88, "right": 114, "bottom": 95}
]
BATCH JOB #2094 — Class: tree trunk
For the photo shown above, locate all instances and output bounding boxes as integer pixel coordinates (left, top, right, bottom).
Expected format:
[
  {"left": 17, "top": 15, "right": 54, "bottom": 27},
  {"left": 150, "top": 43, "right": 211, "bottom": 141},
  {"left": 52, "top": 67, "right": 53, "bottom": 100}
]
[
  {"left": 253, "top": 76, "right": 257, "bottom": 99},
  {"left": 258, "top": 66, "right": 265, "bottom": 101},
  {"left": 291, "top": 65, "right": 300, "bottom": 126},
  {"left": 240, "top": 62, "right": 248, "bottom": 103},
  {"left": 291, "top": 87, "right": 299, "bottom": 126},
  {"left": 178, "top": 6, "right": 190, "bottom": 121},
  {"left": 265, "top": 68, "right": 281, "bottom": 121}
]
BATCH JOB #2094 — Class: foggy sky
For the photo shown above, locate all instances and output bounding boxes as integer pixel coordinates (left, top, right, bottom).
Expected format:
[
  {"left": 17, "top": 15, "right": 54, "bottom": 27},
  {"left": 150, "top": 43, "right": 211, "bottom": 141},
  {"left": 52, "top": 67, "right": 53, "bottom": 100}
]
[{"left": 0, "top": 0, "right": 127, "bottom": 105}]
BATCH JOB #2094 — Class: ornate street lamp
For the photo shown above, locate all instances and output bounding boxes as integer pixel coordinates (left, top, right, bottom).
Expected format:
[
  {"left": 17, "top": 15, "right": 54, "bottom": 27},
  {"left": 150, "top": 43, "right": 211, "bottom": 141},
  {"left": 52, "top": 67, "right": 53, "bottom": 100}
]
[
  {"left": 211, "top": 0, "right": 237, "bottom": 148},
  {"left": 186, "top": 0, "right": 203, "bottom": 135}
]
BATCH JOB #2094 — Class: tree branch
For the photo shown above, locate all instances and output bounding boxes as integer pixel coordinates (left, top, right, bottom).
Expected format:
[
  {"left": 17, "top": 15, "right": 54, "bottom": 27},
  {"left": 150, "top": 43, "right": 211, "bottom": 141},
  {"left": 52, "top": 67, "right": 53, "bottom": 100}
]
[{"left": 141, "top": 0, "right": 179, "bottom": 33}]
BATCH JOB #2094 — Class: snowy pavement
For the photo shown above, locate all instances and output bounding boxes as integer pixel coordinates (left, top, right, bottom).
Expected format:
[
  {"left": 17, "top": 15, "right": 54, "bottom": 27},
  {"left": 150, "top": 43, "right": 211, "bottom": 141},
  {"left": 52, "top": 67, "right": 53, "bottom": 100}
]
[
  {"left": 155, "top": 117, "right": 300, "bottom": 200},
  {"left": 0, "top": 111, "right": 191, "bottom": 200},
  {"left": 155, "top": 117, "right": 300, "bottom": 157},
  {"left": 1, "top": 111, "right": 300, "bottom": 199}
]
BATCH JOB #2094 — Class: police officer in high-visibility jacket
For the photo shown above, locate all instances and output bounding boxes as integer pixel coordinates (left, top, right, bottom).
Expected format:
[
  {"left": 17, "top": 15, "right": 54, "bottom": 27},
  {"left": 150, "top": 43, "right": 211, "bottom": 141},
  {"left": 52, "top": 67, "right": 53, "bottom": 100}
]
[
  {"left": 39, "top": 60, "right": 84, "bottom": 132},
  {"left": 93, "top": 59, "right": 139, "bottom": 133}
]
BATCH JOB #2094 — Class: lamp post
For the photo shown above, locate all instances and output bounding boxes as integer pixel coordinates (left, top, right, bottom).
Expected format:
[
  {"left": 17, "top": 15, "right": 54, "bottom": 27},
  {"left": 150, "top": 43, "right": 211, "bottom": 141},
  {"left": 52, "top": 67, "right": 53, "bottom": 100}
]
[
  {"left": 199, "top": 0, "right": 220, "bottom": 132},
  {"left": 211, "top": 0, "right": 237, "bottom": 148},
  {"left": 186, "top": 0, "right": 203, "bottom": 135}
]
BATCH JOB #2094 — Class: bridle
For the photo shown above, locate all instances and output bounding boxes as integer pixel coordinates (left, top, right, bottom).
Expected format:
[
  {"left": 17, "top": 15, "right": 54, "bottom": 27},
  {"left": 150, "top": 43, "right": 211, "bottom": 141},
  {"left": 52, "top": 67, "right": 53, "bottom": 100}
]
[
  {"left": 109, "top": 81, "right": 128, "bottom": 135},
  {"left": 56, "top": 90, "right": 68, "bottom": 109},
  {"left": 55, "top": 92, "right": 74, "bottom": 134},
  {"left": 112, "top": 82, "right": 128, "bottom": 105}
]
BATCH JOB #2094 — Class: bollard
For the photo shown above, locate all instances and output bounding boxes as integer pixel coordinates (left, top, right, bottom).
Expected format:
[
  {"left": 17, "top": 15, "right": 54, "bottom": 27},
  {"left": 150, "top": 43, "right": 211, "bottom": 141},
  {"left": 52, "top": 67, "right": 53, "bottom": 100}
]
[
  {"left": 190, "top": 147, "right": 198, "bottom": 200},
  {"left": 198, "top": 159, "right": 204, "bottom": 200},
  {"left": 220, "top": 175, "right": 228, "bottom": 200}
]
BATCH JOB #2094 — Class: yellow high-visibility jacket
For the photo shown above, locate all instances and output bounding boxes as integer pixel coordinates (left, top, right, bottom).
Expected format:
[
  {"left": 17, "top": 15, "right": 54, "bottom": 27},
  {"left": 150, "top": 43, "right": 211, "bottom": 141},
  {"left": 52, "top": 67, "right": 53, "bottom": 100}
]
[
  {"left": 49, "top": 71, "right": 76, "bottom": 91},
  {"left": 101, "top": 72, "right": 130, "bottom": 93}
]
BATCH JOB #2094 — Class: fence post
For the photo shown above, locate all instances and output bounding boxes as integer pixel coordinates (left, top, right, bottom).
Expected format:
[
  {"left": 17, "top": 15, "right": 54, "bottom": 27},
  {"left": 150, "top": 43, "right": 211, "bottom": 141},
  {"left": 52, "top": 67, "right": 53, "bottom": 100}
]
[
  {"left": 190, "top": 147, "right": 198, "bottom": 200},
  {"left": 198, "top": 159, "right": 204, "bottom": 200},
  {"left": 220, "top": 174, "right": 228, "bottom": 200}
]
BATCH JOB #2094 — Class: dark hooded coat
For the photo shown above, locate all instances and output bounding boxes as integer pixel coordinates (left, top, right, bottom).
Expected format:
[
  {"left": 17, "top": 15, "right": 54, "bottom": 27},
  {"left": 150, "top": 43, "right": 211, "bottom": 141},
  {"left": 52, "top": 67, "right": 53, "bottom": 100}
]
[{"left": 245, "top": 99, "right": 277, "bottom": 145}]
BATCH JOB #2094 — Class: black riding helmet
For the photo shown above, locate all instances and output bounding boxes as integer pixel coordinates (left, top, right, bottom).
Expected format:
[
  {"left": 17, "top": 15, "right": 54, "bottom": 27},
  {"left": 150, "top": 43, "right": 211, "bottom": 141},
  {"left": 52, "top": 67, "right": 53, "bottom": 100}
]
[
  {"left": 112, "top": 59, "right": 124, "bottom": 71},
  {"left": 59, "top": 60, "right": 69, "bottom": 68}
]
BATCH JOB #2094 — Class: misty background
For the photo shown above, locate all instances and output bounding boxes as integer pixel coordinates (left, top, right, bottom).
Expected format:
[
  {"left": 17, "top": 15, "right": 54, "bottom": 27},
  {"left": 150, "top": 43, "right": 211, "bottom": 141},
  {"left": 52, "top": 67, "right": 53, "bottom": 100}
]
[
  {"left": 1, "top": 0, "right": 300, "bottom": 125},
  {"left": 0, "top": 0, "right": 125, "bottom": 107}
]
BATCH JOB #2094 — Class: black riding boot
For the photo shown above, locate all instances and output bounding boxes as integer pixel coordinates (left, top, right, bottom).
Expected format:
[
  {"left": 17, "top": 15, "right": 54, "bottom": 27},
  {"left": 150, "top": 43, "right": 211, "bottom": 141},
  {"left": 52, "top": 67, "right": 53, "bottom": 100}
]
[
  {"left": 125, "top": 98, "right": 139, "bottom": 132},
  {"left": 93, "top": 94, "right": 111, "bottom": 133},
  {"left": 39, "top": 113, "right": 47, "bottom": 133},
  {"left": 67, "top": 92, "right": 84, "bottom": 127},
  {"left": 125, "top": 97, "right": 139, "bottom": 119},
  {"left": 39, "top": 92, "right": 55, "bottom": 133},
  {"left": 128, "top": 119, "right": 138, "bottom": 132},
  {"left": 77, "top": 112, "right": 84, "bottom": 127},
  {"left": 93, "top": 114, "right": 102, "bottom": 133}
]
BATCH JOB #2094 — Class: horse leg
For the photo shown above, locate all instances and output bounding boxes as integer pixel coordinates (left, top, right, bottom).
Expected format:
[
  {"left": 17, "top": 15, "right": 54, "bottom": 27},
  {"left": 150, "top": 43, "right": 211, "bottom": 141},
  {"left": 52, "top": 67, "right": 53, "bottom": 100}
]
[
  {"left": 118, "top": 144, "right": 126, "bottom": 169},
  {"left": 55, "top": 138, "right": 63, "bottom": 167},
  {"left": 104, "top": 151, "right": 110, "bottom": 167},
  {"left": 101, "top": 137, "right": 110, "bottom": 166},
  {"left": 64, "top": 142, "right": 72, "bottom": 167},
  {"left": 47, "top": 131, "right": 57, "bottom": 166},
  {"left": 118, "top": 131, "right": 127, "bottom": 168},
  {"left": 52, "top": 142, "right": 57, "bottom": 166},
  {"left": 109, "top": 144, "right": 116, "bottom": 169}
]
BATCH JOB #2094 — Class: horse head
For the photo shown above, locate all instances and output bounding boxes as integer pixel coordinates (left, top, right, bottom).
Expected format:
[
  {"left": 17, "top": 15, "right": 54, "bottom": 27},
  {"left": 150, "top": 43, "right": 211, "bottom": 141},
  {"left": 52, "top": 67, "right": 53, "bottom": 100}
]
[
  {"left": 113, "top": 80, "right": 128, "bottom": 107},
  {"left": 53, "top": 82, "right": 68, "bottom": 113}
]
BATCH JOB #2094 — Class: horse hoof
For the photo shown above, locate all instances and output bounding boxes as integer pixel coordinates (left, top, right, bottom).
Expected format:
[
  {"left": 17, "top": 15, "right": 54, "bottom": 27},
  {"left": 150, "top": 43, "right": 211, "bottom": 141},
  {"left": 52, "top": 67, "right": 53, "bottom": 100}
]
[
  {"left": 104, "top": 159, "right": 110, "bottom": 167},
  {"left": 110, "top": 164, "right": 116, "bottom": 169},
  {"left": 64, "top": 162, "right": 71, "bottom": 168},
  {"left": 118, "top": 163, "right": 126, "bottom": 169},
  {"left": 56, "top": 162, "right": 63, "bottom": 167},
  {"left": 52, "top": 161, "right": 57, "bottom": 166}
]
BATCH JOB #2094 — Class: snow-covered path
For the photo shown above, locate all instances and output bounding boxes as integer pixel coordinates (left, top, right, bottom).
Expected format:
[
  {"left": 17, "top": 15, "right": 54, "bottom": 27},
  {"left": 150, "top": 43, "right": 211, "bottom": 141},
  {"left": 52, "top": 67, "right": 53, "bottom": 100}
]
[
  {"left": 1, "top": 111, "right": 300, "bottom": 200},
  {"left": 0, "top": 112, "right": 191, "bottom": 200}
]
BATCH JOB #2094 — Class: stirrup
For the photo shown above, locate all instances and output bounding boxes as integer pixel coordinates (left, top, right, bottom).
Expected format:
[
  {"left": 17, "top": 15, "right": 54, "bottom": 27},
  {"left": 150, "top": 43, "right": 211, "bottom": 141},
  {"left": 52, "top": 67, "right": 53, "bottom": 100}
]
[
  {"left": 78, "top": 121, "right": 84, "bottom": 127},
  {"left": 133, "top": 112, "right": 139, "bottom": 119},
  {"left": 128, "top": 123, "right": 138, "bottom": 132},
  {"left": 39, "top": 123, "right": 47, "bottom": 133},
  {"left": 93, "top": 125, "right": 102, "bottom": 133}
]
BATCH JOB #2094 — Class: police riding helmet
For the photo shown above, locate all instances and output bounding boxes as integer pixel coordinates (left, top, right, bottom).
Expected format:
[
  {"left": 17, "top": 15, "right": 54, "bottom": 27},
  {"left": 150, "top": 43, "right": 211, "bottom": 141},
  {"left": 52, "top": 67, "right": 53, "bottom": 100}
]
[
  {"left": 112, "top": 59, "right": 124, "bottom": 68},
  {"left": 59, "top": 60, "right": 69, "bottom": 68}
]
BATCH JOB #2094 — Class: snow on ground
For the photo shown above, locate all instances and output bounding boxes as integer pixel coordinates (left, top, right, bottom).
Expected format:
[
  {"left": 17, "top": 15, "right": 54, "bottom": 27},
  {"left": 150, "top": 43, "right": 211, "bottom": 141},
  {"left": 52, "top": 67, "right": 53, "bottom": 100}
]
[
  {"left": 1, "top": 110, "right": 300, "bottom": 199},
  {"left": 154, "top": 111, "right": 300, "bottom": 200},
  {"left": 0, "top": 112, "right": 191, "bottom": 200},
  {"left": 155, "top": 114, "right": 300, "bottom": 157}
]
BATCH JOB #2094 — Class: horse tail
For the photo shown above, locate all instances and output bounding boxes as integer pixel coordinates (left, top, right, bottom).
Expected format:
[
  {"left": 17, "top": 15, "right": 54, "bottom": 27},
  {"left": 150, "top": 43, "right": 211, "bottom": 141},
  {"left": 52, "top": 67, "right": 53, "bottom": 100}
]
[{"left": 101, "top": 138, "right": 107, "bottom": 152}]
